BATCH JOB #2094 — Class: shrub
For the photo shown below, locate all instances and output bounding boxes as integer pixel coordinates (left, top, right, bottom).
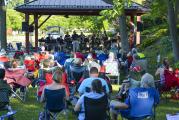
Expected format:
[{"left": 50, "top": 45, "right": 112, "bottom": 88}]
[{"left": 139, "top": 28, "right": 168, "bottom": 50}]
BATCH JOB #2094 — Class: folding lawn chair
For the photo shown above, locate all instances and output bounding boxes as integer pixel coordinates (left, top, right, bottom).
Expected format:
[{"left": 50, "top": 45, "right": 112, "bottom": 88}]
[
  {"left": 0, "top": 88, "right": 16, "bottom": 120},
  {"left": 5, "top": 69, "right": 31, "bottom": 102},
  {"left": 44, "top": 88, "right": 68, "bottom": 120},
  {"left": 84, "top": 94, "right": 110, "bottom": 120},
  {"left": 104, "top": 61, "right": 120, "bottom": 84}
]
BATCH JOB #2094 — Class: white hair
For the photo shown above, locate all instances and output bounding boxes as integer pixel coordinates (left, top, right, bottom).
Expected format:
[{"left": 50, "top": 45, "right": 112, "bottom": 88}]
[{"left": 140, "top": 73, "right": 155, "bottom": 88}]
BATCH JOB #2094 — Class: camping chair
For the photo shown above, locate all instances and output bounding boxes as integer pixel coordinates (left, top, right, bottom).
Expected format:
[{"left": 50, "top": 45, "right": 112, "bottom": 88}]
[
  {"left": 69, "top": 65, "right": 86, "bottom": 83},
  {"left": 104, "top": 61, "right": 120, "bottom": 84},
  {"left": 11, "top": 86, "right": 27, "bottom": 102},
  {"left": 5, "top": 69, "right": 31, "bottom": 102},
  {"left": 84, "top": 94, "right": 110, "bottom": 120},
  {"left": 0, "top": 89, "right": 16, "bottom": 120},
  {"left": 44, "top": 88, "right": 68, "bottom": 120},
  {"left": 121, "top": 88, "right": 159, "bottom": 120},
  {"left": 155, "top": 69, "right": 178, "bottom": 101}
]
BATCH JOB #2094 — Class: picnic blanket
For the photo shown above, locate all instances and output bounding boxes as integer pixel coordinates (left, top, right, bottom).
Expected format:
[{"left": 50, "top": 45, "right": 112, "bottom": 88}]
[{"left": 5, "top": 69, "right": 31, "bottom": 87}]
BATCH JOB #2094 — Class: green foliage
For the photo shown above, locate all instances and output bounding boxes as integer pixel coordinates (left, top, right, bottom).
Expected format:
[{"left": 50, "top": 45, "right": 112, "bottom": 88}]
[
  {"left": 6, "top": 0, "right": 24, "bottom": 8},
  {"left": 100, "top": 0, "right": 129, "bottom": 20},
  {"left": 144, "top": 0, "right": 167, "bottom": 18},
  {"left": 142, "top": 14, "right": 167, "bottom": 29},
  {"left": 140, "top": 28, "right": 168, "bottom": 50},
  {"left": 174, "top": 62, "right": 179, "bottom": 69},
  {"left": 6, "top": 9, "right": 23, "bottom": 30}
]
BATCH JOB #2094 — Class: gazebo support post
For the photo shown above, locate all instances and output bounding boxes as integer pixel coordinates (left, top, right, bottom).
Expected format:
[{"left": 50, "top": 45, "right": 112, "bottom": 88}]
[
  {"left": 30, "top": 15, "right": 42, "bottom": 26},
  {"left": 34, "top": 14, "right": 38, "bottom": 50},
  {"left": 25, "top": 13, "right": 29, "bottom": 51},
  {"left": 136, "top": 15, "right": 141, "bottom": 45}
]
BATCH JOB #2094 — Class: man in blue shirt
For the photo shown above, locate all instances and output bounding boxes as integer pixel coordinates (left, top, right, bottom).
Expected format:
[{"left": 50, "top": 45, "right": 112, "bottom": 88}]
[
  {"left": 110, "top": 73, "right": 160, "bottom": 120},
  {"left": 78, "top": 67, "right": 109, "bottom": 94}
]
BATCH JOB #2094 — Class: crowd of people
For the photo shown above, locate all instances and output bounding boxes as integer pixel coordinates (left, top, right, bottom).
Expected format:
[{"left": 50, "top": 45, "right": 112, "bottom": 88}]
[
  {"left": 0, "top": 31, "right": 179, "bottom": 120},
  {"left": 38, "top": 31, "right": 121, "bottom": 54}
]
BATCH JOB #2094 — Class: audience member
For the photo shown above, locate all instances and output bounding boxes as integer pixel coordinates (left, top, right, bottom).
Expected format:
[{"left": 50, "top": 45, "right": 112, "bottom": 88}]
[
  {"left": 110, "top": 73, "right": 159, "bottom": 120},
  {"left": 74, "top": 79, "right": 105, "bottom": 120},
  {"left": 78, "top": 67, "right": 109, "bottom": 94},
  {"left": 40, "top": 69, "right": 68, "bottom": 102}
]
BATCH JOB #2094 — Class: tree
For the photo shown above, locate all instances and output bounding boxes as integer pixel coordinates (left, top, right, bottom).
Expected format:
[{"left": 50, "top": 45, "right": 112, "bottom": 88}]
[
  {"left": 144, "top": 0, "right": 179, "bottom": 61},
  {"left": 7, "top": 9, "right": 23, "bottom": 30},
  {"left": 0, "top": 0, "right": 7, "bottom": 49},
  {"left": 101, "top": 0, "right": 130, "bottom": 52},
  {"left": 167, "top": 0, "right": 179, "bottom": 61},
  {"left": 175, "top": 0, "right": 179, "bottom": 24}
]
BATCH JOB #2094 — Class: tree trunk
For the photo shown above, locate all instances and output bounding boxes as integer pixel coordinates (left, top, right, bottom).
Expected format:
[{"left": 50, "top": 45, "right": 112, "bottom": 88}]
[
  {"left": 167, "top": 0, "right": 179, "bottom": 61},
  {"left": 175, "top": 0, "right": 179, "bottom": 23},
  {"left": 119, "top": 14, "right": 129, "bottom": 52},
  {"left": 0, "top": 0, "right": 7, "bottom": 49}
]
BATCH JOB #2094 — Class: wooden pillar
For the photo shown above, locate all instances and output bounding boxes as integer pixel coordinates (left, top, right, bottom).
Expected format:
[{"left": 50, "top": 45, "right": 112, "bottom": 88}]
[
  {"left": 136, "top": 15, "right": 141, "bottom": 45},
  {"left": 34, "top": 14, "right": 38, "bottom": 50},
  {"left": 25, "top": 14, "right": 29, "bottom": 51},
  {"left": 129, "top": 15, "right": 135, "bottom": 49},
  {"left": 25, "top": 0, "right": 29, "bottom": 51},
  {"left": 0, "top": 0, "right": 7, "bottom": 49}
]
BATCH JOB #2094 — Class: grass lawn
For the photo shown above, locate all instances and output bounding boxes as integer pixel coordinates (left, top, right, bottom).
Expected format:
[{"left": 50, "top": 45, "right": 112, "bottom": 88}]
[{"left": 0, "top": 85, "right": 179, "bottom": 120}]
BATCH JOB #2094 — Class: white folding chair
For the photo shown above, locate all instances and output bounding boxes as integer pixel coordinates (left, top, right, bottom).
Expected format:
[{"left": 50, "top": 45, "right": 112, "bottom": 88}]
[{"left": 104, "top": 60, "right": 120, "bottom": 84}]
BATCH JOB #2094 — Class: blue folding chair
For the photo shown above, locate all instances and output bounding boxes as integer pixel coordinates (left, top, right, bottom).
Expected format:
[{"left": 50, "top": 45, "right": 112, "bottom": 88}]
[
  {"left": 121, "top": 88, "right": 159, "bottom": 120},
  {"left": 44, "top": 88, "right": 68, "bottom": 120},
  {"left": 84, "top": 94, "right": 110, "bottom": 120}
]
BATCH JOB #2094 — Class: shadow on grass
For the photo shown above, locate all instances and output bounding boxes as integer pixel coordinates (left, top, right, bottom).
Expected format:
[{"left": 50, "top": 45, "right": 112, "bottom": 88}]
[{"left": 1, "top": 86, "right": 179, "bottom": 120}]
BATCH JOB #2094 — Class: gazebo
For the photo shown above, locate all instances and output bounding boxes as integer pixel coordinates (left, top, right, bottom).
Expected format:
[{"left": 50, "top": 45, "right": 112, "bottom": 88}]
[
  {"left": 15, "top": 0, "right": 149, "bottom": 50},
  {"left": 124, "top": 2, "right": 149, "bottom": 48}
]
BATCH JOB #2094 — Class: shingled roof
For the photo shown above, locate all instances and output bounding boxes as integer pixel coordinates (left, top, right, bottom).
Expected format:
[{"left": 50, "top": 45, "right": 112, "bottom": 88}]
[
  {"left": 15, "top": 0, "right": 149, "bottom": 16},
  {"left": 15, "top": 0, "right": 113, "bottom": 15},
  {"left": 124, "top": 1, "right": 150, "bottom": 15}
]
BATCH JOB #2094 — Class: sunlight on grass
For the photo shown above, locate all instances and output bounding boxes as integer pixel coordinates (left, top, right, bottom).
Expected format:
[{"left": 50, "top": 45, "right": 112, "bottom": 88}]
[{"left": 112, "top": 85, "right": 120, "bottom": 92}]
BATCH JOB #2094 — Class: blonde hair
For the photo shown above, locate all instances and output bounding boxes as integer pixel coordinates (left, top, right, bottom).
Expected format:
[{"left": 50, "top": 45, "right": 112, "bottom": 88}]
[
  {"left": 52, "top": 69, "right": 63, "bottom": 83},
  {"left": 43, "top": 59, "right": 50, "bottom": 68}
]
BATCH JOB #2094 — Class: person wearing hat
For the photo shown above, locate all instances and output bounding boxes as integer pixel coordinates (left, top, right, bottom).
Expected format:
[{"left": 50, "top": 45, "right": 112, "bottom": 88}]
[
  {"left": 68, "top": 58, "right": 88, "bottom": 83},
  {"left": 84, "top": 53, "right": 101, "bottom": 71}
]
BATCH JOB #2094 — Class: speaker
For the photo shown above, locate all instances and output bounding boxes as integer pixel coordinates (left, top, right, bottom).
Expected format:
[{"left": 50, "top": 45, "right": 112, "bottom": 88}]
[
  {"left": 29, "top": 25, "right": 34, "bottom": 32},
  {"left": 137, "top": 21, "right": 143, "bottom": 32},
  {"left": 22, "top": 22, "right": 29, "bottom": 31}
]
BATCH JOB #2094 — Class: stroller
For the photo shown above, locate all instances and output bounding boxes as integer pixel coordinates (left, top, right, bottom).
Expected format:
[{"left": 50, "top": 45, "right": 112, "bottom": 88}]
[{"left": 5, "top": 69, "right": 31, "bottom": 102}]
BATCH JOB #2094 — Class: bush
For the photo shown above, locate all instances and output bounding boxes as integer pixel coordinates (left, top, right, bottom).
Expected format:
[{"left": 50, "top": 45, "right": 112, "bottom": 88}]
[
  {"left": 173, "top": 62, "right": 179, "bottom": 69},
  {"left": 139, "top": 28, "right": 168, "bottom": 50}
]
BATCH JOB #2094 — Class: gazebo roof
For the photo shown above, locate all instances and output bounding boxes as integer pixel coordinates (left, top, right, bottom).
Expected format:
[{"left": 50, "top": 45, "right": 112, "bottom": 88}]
[
  {"left": 124, "top": 2, "right": 150, "bottom": 15},
  {"left": 15, "top": 0, "right": 149, "bottom": 16},
  {"left": 15, "top": 0, "right": 113, "bottom": 15}
]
